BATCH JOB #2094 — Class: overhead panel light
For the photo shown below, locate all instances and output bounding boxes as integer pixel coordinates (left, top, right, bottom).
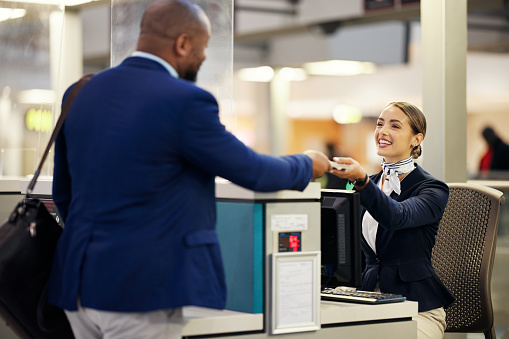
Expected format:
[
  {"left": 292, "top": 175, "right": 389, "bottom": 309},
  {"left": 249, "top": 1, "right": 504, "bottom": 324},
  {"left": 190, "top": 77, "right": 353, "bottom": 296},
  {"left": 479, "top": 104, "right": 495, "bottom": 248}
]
[
  {"left": 304, "top": 60, "right": 376, "bottom": 76},
  {"left": 2, "top": 0, "right": 97, "bottom": 6},
  {"left": 237, "top": 66, "right": 274, "bottom": 82},
  {"left": 332, "top": 104, "right": 362, "bottom": 124},
  {"left": 279, "top": 67, "right": 307, "bottom": 82},
  {"left": 17, "top": 89, "right": 56, "bottom": 104},
  {"left": 0, "top": 8, "right": 26, "bottom": 22}
]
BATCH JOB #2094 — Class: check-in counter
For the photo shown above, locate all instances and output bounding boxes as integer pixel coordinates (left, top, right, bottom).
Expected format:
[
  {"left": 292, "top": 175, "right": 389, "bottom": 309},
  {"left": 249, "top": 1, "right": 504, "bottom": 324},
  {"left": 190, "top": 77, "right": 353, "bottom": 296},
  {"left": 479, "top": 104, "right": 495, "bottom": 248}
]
[
  {"left": 184, "top": 303, "right": 420, "bottom": 339},
  {"left": 3, "top": 178, "right": 418, "bottom": 338},
  {"left": 182, "top": 301, "right": 418, "bottom": 338},
  {"left": 180, "top": 180, "right": 418, "bottom": 338}
]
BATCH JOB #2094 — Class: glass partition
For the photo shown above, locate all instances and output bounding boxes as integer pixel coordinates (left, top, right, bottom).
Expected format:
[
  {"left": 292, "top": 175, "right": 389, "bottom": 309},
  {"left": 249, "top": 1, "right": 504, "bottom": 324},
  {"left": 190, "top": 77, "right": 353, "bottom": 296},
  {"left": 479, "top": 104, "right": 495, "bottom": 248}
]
[
  {"left": 111, "top": 0, "right": 235, "bottom": 131},
  {"left": 0, "top": 1, "right": 64, "bottom": 178}
]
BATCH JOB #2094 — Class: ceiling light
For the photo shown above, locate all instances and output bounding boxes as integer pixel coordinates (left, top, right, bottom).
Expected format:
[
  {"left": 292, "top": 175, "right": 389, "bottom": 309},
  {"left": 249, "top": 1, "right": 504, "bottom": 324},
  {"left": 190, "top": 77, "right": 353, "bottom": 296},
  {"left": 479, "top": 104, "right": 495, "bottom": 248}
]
[
  {"left": 237, "top": 66, "right": 274, "bottom": 82},
  {"left": 304, "top": 60, "right": 376, "bottom": 76},
  {"left": 279, "top": 67, "right": 307, "bottom": 81},
  {"left": 17, "top": 89, "right": 56, "bottom": 104},
  {"left": 0, "top": 8, "right": 26, "bottom": 22},
  {"left": 2, "top": 0, "right": 97, "bottom": 6},
  {"left": 332, "top": 104, "right": 362, "bottom": 124}
]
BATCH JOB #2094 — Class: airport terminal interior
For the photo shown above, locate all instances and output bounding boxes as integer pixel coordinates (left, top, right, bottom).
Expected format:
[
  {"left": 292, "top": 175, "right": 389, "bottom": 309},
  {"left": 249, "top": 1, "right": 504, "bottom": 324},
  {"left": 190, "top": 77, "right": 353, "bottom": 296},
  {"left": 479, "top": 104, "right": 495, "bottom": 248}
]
[{"left": 1, "top": 0, "right": 509, "bottom": 338}]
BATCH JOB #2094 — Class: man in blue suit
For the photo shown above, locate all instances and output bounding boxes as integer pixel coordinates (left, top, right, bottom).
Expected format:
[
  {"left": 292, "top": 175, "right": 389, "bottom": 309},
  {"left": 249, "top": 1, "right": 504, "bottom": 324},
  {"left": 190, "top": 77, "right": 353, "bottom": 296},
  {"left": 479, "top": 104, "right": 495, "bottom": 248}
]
[{"left": 48, "top": 0, "right": 331, "bottom": 337}]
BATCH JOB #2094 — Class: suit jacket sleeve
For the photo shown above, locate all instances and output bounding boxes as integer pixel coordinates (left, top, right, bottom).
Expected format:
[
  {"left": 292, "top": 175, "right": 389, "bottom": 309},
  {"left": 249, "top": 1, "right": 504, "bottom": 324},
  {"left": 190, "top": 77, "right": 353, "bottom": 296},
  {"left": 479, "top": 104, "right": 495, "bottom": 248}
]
[
  {"left": 178, "top": 86, "right": 312, "bottom": 192},
  {"left": 359, "top": 177, "right": 449, "bottom": 231}
]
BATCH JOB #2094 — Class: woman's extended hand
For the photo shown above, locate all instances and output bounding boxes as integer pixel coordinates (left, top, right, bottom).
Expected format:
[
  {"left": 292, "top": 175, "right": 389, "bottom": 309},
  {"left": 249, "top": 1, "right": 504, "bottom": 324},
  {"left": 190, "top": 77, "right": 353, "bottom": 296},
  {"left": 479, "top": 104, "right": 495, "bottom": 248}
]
[{"left": 330, "top": 157, "right": 369, "bottom": 189}]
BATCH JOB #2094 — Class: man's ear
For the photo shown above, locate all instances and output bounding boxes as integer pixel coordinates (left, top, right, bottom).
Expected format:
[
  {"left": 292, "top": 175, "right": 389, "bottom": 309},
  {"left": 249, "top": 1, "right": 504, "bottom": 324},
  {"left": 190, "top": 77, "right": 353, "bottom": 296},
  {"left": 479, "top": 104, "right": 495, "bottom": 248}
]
[{"left": 174, "top": 33, "right": 190, "bottom": 57}]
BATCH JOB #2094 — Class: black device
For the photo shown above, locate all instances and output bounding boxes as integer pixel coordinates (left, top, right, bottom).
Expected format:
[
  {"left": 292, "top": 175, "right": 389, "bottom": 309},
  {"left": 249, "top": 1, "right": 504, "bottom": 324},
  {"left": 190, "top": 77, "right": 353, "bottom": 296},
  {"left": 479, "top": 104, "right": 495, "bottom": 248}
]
[
  {"left": 320, "top": 189, "right": 362, "bottom": 289},
  {"left": 321, "top": 287, "right": 406, "bottom": 304}
]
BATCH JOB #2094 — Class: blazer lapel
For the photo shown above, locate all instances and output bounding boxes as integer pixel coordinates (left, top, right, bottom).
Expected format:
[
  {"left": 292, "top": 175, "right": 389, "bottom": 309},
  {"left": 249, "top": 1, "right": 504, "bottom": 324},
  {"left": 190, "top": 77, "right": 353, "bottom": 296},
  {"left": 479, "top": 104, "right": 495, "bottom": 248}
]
[
  {"left": 373, "top": 165, "right": 422, "bottom": 257},
  {"left": 395, "top": 164, "right": 423, "bottom": 201}
]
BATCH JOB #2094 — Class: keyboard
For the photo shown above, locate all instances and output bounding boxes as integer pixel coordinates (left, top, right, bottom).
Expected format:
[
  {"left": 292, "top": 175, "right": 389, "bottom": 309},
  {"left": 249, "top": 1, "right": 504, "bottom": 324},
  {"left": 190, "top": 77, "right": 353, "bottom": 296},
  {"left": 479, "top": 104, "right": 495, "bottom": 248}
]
[{"left": 321, "top": 287, "right": 406, "bottom": 304}]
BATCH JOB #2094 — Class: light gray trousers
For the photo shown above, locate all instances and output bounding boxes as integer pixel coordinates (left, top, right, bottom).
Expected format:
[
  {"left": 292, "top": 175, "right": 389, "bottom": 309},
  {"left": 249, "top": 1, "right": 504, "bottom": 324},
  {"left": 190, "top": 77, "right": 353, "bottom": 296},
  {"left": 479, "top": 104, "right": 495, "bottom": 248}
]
[{"left": 65, "top": 301, "right": 183, "bottom": 339}]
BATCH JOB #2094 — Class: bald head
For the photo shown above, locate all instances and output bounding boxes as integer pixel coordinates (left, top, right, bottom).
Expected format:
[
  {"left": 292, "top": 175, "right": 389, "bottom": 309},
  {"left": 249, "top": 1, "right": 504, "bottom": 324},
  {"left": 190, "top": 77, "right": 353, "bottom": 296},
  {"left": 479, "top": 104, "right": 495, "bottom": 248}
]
[
  {"left": 136, "top": 0, "right": 211, "bottom": 79},
  {"left": 138, "top": 0, "right": 209, "bottom": 42}
]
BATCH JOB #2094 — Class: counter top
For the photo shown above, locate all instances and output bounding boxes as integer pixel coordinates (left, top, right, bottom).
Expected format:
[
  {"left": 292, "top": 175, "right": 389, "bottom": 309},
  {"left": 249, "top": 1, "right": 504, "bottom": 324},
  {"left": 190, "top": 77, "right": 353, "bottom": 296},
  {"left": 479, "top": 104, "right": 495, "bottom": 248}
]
[
  {"left": 13, "top": 177, "right": 322, "bottom": 200},
  {"left": 182, "top": 300, "right": 418, "bottom": 336},
  {"left": 0, "top": 177, "right": 22, "bottom": 193},
  {"left": 19, "top": 178, "right": 52, "bottom": 195},
  {"left": 215, "top": 179, "right": 321, "bottom": 201},
  {"left": 183, "top": 307, "right": 263, "bottom": 336},
  {"left": 320, "top": 300, "right": 418, "bottom": 325}
]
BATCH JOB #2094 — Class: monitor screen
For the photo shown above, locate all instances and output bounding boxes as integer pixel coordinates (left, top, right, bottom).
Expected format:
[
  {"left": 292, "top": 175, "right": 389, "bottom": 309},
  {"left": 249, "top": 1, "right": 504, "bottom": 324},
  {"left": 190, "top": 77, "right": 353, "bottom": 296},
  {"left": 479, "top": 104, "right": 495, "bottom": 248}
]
[{"left": 320, "top": 189, "right": 362, "bottom": 289}]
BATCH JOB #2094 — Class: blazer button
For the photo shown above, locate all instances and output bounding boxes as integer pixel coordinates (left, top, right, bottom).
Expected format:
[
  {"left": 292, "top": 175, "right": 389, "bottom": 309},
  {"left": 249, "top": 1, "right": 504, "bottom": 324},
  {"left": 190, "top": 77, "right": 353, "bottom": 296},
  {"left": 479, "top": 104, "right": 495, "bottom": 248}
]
[{"left": 376, "top": 257, "right": 380, "bottom": 264}]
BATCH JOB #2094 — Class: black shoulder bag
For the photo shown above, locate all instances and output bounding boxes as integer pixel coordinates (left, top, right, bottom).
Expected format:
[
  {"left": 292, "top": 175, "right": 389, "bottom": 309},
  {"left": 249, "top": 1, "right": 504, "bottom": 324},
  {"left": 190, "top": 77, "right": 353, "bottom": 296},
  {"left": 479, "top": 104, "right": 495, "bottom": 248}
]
[{"left": 0, "top": 74, "right": 93, "bottom": 339}]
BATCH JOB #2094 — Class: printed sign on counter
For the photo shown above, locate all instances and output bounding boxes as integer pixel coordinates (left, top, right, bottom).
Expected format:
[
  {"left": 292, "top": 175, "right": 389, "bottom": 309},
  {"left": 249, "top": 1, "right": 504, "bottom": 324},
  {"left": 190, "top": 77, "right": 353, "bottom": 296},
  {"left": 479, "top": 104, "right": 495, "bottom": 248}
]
[
  {"left": 271, "top": 214, "right": 308, "bottom": 231},
  {"left": 271, "top": 251, "right": 320, "bottom": 335}
]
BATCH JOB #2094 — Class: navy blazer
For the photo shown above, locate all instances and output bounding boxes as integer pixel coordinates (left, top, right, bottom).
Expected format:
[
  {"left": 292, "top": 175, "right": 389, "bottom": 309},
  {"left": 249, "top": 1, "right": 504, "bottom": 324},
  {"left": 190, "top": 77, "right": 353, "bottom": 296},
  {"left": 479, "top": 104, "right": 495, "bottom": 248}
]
[
  {"left": 48, "top": 57, "right": 313, "bottom": 312},
  {"left": 360, "top": 164, "right": 455, "bottom": 312}
]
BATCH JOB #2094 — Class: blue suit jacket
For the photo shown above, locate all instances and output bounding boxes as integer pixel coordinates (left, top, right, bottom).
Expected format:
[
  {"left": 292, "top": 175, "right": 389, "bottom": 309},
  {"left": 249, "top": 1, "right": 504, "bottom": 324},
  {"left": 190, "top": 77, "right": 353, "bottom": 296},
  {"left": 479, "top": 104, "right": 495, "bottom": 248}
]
[
  {"left": 48, "top": 57, "right": 312, "bottom": 312},
  {"left": 359, "top": 164, "right": 455, "bottom": 312}
]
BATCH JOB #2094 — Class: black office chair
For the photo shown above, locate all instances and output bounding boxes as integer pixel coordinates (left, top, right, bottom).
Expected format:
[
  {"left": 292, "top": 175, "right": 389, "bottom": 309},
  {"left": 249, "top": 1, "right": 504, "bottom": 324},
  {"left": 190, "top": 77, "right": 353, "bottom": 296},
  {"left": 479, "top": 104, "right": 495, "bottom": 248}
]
[{"left": 431, "top": 183, "right": 505, "bottom": 339}]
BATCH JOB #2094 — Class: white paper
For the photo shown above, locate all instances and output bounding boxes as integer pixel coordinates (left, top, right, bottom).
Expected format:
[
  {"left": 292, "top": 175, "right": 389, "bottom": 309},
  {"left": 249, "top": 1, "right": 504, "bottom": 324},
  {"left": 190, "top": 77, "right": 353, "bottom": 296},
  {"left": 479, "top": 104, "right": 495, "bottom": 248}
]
[
  {"left": 277, "top": 260, "right": 314, "bottom": 325},
  {"left": 271, "top": 214, "right": 308, "bottom": 231}
]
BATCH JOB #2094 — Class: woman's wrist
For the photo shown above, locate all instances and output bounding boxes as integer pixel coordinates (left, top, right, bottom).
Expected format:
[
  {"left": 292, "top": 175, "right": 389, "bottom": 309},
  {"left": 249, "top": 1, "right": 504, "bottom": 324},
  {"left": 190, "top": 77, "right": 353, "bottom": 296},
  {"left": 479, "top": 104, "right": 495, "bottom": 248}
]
[{"left": 350, "top": 173, "right": 369, "bottom": 190}]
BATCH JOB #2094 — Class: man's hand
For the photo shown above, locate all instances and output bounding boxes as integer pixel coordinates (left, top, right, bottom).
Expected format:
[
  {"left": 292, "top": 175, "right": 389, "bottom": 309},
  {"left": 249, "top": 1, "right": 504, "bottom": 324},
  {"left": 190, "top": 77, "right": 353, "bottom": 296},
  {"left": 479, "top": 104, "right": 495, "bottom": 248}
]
[{"left": 303, "top": 150, "right": 332, "bottom": 179}]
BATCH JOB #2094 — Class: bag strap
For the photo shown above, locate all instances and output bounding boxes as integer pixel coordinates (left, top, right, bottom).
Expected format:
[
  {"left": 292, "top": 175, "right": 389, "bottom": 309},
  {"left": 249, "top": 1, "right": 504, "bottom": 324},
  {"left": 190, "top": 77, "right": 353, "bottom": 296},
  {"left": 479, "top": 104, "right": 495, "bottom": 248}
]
[{"left": 26, "top": 74, "right": 94, "bottom": 197}]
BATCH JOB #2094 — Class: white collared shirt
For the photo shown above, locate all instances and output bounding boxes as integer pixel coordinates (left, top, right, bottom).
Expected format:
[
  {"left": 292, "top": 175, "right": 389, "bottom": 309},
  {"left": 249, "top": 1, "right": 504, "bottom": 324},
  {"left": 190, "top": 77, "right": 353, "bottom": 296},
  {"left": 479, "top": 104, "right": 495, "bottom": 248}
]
[
  {"left": 131, "top": 51, "right": 179, "bottom": 79},
  {"left": 362, "top": 178, "right": 384, "bottom": 254}
]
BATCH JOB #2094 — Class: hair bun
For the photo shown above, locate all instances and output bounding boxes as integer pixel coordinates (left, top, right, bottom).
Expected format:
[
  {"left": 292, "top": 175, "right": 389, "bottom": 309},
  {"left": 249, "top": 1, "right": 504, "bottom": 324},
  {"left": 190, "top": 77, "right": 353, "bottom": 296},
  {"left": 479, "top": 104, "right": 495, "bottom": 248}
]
[{"left": 412, "top": 144, "right": 422, "bottom": 159}]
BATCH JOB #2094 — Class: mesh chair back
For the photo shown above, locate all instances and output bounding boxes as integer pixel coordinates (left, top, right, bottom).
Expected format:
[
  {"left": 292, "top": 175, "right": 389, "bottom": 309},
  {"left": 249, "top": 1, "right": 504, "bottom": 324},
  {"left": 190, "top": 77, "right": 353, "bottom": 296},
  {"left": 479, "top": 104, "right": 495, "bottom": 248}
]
[{"left": 431, "top": 183, "right": 504, "bottom": 338}]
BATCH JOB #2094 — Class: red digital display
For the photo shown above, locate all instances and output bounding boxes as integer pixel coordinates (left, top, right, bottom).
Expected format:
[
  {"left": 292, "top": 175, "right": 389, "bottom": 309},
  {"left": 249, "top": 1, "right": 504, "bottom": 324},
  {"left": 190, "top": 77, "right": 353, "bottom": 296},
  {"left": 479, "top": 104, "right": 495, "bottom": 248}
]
[{"left": 278, "top": 232, "right": 302, "bottom": 252}]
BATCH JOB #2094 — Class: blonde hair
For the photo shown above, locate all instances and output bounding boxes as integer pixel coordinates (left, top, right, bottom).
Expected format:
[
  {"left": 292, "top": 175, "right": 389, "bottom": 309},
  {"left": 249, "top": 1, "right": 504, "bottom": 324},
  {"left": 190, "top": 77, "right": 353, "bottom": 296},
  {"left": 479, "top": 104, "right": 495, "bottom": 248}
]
[{"left": 386, "top": 102, "right": 426, "bottom": 159}]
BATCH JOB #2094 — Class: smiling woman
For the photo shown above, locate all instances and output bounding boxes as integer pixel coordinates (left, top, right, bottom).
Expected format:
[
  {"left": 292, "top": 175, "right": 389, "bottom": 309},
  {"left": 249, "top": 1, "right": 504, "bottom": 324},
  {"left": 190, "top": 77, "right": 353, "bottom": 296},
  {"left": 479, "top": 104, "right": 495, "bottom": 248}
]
[
  {"left": 329, "top": 101, "right": 455, "bottom": 339},
  {"left": 375, "top": 102, "right": 425, "bottom": 165}
]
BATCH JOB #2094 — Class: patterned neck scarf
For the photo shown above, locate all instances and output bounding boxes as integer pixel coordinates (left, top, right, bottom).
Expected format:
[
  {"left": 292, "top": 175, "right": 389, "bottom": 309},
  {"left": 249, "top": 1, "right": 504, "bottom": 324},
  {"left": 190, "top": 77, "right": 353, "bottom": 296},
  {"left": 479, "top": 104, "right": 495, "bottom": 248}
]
[{"left": 381, "top": 157, "right": 414, "bottom": 195}]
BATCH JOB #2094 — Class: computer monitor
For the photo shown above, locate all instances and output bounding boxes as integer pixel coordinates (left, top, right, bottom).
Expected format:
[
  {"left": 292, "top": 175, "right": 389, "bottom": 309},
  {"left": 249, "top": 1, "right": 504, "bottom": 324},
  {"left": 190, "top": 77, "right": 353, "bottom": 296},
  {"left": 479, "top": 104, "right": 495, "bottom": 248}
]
[{"left": 320, "top": 189, "right": 363, "bottom": 289}]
